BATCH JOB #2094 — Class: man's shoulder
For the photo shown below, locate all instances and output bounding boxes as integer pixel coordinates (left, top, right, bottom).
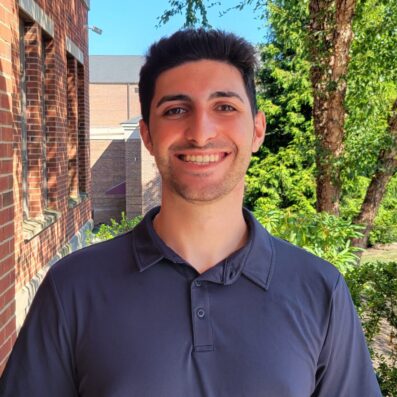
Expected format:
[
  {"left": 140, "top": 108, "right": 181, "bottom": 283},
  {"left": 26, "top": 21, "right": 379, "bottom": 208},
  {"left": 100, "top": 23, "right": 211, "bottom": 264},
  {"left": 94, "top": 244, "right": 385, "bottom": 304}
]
[
  {"left": 49, "top": 229, "right": 138, "bottom": 284},
  {"left": 263, "top": 228, "right": 342, "bottom": 291}
]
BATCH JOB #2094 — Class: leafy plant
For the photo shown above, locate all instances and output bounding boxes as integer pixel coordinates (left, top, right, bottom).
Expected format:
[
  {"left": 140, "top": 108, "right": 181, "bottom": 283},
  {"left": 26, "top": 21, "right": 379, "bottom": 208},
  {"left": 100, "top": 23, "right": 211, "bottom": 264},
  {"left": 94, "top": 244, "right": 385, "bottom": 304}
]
[
  {"left": 368, "top": 176, "right": 397, "bottom": 246},
  {"left": 254, "top": 205, "right": 363, "bottom": 272},
  {"left": 346, "top": 261, "right": 397, "bottom": 396},
  {"left": 86, "top": 212, "right": 142, "bottom": 244}
]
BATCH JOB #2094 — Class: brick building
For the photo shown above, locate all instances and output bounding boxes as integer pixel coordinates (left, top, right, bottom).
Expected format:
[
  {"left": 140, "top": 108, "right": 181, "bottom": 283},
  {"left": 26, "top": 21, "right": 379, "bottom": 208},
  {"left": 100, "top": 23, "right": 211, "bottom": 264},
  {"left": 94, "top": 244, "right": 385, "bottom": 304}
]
[
  {"left": 0, "top": 0, "right": 91, "bottom": 373},
  {"left": 90, "top": 55, "right": 161, "bottom": 224}
]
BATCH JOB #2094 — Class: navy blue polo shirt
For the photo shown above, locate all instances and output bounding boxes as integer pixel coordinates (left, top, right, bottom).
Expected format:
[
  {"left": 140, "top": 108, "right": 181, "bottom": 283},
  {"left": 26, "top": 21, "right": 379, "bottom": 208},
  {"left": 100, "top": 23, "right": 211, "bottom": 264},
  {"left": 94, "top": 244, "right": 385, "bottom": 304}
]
[{"left": 0, "top": 207, "right": 381, "bottom": 396}]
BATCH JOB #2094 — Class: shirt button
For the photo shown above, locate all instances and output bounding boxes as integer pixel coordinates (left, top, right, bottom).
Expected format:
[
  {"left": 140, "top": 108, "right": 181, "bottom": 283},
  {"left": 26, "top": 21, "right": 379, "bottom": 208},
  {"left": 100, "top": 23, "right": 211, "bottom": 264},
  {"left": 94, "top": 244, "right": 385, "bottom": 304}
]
[
  {"left": 195, "top": 280, "right": 202, "bottom": 287},
  {"left": 196, "top": 308, "right": 206, "bottom": 319}
]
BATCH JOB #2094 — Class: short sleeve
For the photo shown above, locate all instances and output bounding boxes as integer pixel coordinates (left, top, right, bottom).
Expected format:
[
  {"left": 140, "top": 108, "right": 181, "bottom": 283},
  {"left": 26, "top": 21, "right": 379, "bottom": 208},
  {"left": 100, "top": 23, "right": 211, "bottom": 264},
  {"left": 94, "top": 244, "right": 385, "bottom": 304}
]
[
  {"left": 0, "top": 270, "right": 78, "bottom": 397},
  {"left": 312, "top": 274, "right": 382, "bottom": 396}
]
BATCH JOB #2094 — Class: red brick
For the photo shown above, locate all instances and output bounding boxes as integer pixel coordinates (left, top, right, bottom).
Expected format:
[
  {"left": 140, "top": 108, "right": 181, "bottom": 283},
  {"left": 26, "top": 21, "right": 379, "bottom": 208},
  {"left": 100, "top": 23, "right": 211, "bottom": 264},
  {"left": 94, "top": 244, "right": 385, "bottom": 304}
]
[
  {"left": 0, "top": 285, "right": 13, "bottom": 309},
  {"left": 0, "top": 111, "right": 12, "bottom": 125},
  {"left": 5, "top": 0, "right": 17, "bottom": 10},
  {"left": 0, "top": 75, "right": 9, "bottom": 93},
  {"left": 0, "top": 256, "right": 13, "bottom": 275},
  {"left": 0, "top": 222, "right": 13, "bottom": 240},
  {"left": 0, "top": 0, "right": 91, "bottom": 372},
  {"left": 0, "top": 175, "right": 10, "bottom": 190},
  {"left": 0, "top": 298, "right": 15, "bottom": 326},
  {"left": 0, "top": 20, "right": 12, "bottom": 40},
  {"left": 0, "top": 207, "right": 12, "bottom": 224},
  {"left": 0, "top": 126, "right": 13, "bottom": 142},
  {"left": 2, "top": 190, "right": 12, "bottom": 206},
  {"left": 0, "top": 40, "right": 11, "bottom": 61},
  {"left": 0, "top": 56, "right": 12, "bottom": 75},
  {"left": 0, "top": 93, "right": 11, "bottom": 110},
  {"left": 0, "top": 336, "right": 13, "bottom": 367},
  {"left": 0, "top": 241, "right": 10, "bottom": 258},
  {"left": 0, "top": 143, "right": 12, "bottom": 158}
]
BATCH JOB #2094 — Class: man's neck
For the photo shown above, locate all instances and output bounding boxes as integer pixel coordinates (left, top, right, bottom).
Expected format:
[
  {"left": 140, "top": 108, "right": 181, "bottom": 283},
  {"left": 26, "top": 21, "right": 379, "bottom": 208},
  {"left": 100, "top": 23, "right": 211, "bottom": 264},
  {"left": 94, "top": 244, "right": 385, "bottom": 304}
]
[{"left": 153, "top": 189, "right": 248, "bottom": 274}]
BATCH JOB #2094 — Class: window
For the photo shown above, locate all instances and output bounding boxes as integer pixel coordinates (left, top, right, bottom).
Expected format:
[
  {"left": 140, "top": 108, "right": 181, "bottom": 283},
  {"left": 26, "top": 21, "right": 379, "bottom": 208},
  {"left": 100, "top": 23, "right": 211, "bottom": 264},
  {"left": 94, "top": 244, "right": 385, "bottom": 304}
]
[
  {"left": 67, "top": 54, "right": 87, "bottom": 205},
  {"left": 19, "top": 16, "right": 55, "bottom": 226},
  {"left": 41, "top": 33, "right": 49, "bottom": 208},
  {"left": 19, "top": 18, "right": 29, "bottom": 219}
]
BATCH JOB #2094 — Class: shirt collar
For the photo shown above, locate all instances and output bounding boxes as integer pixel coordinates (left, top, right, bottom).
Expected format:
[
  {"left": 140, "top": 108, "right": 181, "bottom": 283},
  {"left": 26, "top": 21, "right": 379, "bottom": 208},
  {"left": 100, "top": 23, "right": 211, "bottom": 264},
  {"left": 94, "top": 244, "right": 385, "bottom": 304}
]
[{"left": 132, "top": 206, "right": 274, "bottom": 290}]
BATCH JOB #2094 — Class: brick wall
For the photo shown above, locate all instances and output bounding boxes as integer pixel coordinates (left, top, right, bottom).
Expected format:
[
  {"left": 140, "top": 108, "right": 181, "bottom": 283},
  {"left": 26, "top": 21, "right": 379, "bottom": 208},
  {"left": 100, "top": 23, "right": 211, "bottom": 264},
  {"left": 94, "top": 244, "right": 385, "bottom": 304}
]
[
  {"left": 0, "top": 0, "right": 17, "bottom": 374},
  {"left": 126, "top": 136, "right": 142, "bottom": 219},
  {"left": 141, "top": 139, "right": 161, "bottom": 215},
  {"left": 89, "top": 83, "right": 140, "bottom": 127},
  {"left": 0, "top": 0, "right": 91, "bottom": 374},
  {"left": 125, "top": 126, "right": 161, "bottom": 219},
  {"left": 91, "top": 139, "right": 126, "bottom": 224}
]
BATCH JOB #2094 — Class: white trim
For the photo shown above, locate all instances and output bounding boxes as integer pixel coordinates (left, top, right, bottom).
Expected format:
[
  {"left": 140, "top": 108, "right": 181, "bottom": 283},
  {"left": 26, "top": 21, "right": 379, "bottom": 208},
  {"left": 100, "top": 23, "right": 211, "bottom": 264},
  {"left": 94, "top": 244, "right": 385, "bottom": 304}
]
[
  {"left": 90, "top": 127, "right": 126, "bottom": 140},
  {"left": 18, "top": 0, "right": 54, "bottom": 37},
  {"left": 66, "top": 36, "right": 84, "bottom": 65},
  {"left": 124, "top": 125, "right": 141, "bottom": 141},
  {"left": 15, "top": 220, "right": 93, "bottom": 331}
]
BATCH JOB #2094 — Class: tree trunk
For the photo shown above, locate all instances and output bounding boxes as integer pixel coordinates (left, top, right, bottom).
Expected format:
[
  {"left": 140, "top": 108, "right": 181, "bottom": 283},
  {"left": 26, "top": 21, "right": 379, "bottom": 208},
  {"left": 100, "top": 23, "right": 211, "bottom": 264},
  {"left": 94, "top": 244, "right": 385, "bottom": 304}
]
[
  {"left": 352, "top": 99, "right": 397, "bottom": 249},
  {"left": 309, "top": 0, "right": 356, "bottom": 215}
]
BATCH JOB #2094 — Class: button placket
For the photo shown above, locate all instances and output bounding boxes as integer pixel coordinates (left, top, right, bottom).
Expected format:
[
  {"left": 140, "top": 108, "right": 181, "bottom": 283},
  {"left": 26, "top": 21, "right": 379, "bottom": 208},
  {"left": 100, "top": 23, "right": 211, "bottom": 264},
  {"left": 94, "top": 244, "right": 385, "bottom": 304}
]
[{"left": 191, "top": 280, "right": 214, "bottom": 352}]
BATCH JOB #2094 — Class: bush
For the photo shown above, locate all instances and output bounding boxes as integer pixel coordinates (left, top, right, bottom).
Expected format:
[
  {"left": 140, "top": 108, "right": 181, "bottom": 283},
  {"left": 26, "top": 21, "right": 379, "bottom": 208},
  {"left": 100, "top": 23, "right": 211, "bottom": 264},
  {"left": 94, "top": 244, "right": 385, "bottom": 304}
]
[
  {"left": 339, "top": 174, "right": 397, "bottom": 246},
  {"left": 86, "top": 212, "right": 142, "bottom": 244},
  {"left": 368, "top": 176, "right": 397, "bottom": 245},
  {"left": 346, "top": 261, "right": 397, "bottom": 396},
  {"left": 254, "top": 206, "right": 363, "bottom": 272}
]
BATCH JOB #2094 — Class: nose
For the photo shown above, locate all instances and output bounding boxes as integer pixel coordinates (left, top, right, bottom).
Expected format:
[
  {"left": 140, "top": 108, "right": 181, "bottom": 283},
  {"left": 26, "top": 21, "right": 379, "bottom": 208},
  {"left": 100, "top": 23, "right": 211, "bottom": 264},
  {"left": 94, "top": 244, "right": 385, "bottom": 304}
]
[{"left": 184, "top": 109, "right": 217, "bottom": 146}]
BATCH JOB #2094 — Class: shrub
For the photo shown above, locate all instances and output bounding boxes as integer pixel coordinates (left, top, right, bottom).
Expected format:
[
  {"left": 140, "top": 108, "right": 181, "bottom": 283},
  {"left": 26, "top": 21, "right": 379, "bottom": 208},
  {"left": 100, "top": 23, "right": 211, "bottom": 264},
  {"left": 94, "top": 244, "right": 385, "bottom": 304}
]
[
  {"left": 254, "top": 206, "right": 363, "bottom": 272},
  {"left": 86, "top": 212, "right": 142, "bottom": 244},
  {"left": 368, "top": 176, "right": 397, "bottom": 245},
  {"left": 346, "top": 261, "right": 397, "bottom": 396}
]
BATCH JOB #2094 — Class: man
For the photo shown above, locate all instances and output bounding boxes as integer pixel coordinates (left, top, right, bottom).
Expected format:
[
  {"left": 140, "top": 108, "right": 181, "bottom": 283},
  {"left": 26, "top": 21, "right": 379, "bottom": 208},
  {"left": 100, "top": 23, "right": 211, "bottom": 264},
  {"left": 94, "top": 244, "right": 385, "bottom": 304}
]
[{"left": 0, "top": 29, "right": 381, "bottom": 396}]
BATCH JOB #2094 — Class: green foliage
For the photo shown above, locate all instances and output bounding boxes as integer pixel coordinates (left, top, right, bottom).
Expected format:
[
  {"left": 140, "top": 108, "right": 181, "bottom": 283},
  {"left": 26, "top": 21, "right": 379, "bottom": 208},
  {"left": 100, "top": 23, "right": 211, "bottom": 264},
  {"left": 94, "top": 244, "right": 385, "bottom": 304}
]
[
  {"left": 342, "top": 0, "right": 397, "bottom": 182},
  {"left": 86, "top": 212, "right": 142, "bottom": 244},
  {"left": 369, "top": 176, "right": 397, "bottom": 246},
  {"left": 245, "top": 145, "right": 316, "bottom": 211},
  {"left": 339, "top": 175, "right": 397, "bottom": 246},
  {"left": 254, "top": 205, "right": 363, "bottom": 272},
  {"left": 157, "top": 0, "right": 214, "bottom": 27},
  {"left": 346, "top": 261, "right": 397, "bottom": 396},
  {"left": 245, "top": 0, "right": 316, "bottom": 211},
  {"left": 256, "top": 0, "right": 312, "bottom": 153}
]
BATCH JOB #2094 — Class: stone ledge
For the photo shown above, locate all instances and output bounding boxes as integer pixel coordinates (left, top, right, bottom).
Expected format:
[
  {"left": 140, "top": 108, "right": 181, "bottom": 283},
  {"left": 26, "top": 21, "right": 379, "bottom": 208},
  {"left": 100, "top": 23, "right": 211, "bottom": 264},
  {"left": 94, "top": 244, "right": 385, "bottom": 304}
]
[
  {"left": 23, "top": 209, "right": 61, "bottom": 242},
  {"left": 68, "top": 192, "right": 89, "bottom": 209},
  {"left": 16, "top": 219, "right": 93, "bottom": 331}
]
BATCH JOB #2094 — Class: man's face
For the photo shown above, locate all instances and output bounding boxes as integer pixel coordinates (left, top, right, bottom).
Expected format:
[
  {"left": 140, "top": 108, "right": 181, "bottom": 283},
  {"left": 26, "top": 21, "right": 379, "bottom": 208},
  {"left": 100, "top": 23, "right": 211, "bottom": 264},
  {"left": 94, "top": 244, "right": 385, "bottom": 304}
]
[{"left": 140, "top": 59, "right": 265, "bottom": 204}]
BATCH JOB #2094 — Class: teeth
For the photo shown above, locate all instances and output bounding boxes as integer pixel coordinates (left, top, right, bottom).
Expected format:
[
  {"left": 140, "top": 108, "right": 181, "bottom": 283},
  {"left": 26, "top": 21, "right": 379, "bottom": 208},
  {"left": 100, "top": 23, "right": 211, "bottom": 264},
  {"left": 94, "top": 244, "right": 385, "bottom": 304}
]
[{"left": 183, "top": 154, "right": 221, "bottom": 163}]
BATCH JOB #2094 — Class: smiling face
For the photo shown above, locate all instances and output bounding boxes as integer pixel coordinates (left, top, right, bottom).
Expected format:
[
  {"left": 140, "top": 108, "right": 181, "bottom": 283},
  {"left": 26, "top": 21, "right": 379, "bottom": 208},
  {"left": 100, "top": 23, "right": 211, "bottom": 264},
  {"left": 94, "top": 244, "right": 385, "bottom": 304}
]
[{"left": 139, "top": 60, "right": 266, "bottom": 204}]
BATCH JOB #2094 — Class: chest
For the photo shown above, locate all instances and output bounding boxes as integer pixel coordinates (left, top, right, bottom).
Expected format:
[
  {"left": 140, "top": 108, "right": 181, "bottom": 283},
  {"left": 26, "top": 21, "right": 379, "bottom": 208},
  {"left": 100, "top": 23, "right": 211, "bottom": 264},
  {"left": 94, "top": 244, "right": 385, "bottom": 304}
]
[{"left": 74, "top": 278, "right": 325, "bottom": 397}]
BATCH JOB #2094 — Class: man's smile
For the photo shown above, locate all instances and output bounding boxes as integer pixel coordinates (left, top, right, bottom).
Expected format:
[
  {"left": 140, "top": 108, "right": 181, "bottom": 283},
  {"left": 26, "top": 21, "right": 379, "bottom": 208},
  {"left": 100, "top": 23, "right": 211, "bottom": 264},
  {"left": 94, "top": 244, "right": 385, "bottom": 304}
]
[{"left": 177, "top": 152, "right": 230, "bottom": 165}]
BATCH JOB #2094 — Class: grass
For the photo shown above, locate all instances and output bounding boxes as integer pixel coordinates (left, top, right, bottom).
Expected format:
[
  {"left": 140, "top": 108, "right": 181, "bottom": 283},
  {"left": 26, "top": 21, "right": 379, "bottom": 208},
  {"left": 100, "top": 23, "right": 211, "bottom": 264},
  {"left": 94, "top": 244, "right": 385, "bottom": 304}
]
[{"left": 361, "top": 243, "right": 397, "bottom": 263}]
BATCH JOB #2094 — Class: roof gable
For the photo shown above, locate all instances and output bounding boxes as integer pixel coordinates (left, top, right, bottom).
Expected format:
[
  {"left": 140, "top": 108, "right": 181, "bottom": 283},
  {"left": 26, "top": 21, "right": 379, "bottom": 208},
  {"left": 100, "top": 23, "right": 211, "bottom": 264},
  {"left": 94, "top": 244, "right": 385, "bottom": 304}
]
[{"left": 90, "top": 55, "right": 145, "bottom": 84}]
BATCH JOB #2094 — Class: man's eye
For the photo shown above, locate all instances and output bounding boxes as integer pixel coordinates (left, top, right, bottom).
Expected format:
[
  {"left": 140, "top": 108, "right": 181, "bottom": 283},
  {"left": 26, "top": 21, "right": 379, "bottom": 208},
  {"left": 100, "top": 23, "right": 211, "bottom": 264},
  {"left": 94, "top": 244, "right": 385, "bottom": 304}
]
[
  {"left": 217, "top": 104, "right": 236, "bottom": 112},
  {"left": 164, "top": 107, "right": 187, "bottom": 116}
]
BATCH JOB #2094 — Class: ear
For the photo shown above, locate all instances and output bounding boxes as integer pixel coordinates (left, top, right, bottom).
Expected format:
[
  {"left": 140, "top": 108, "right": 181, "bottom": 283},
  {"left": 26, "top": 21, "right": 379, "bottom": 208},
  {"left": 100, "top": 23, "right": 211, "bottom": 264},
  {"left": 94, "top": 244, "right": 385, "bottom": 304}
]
[
  {"left": 139, "top": 119, "right": 154, "bottom": 155},
  {"left": 252, "top": 111, "right": 266, "bottom": 153}
]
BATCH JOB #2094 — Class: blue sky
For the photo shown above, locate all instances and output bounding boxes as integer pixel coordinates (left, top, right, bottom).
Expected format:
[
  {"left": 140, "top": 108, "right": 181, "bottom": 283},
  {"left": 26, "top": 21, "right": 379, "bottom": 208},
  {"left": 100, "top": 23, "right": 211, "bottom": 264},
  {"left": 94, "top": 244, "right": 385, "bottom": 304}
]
[{"left": 88, "top": 1, "right": 268, "bottom": 55}]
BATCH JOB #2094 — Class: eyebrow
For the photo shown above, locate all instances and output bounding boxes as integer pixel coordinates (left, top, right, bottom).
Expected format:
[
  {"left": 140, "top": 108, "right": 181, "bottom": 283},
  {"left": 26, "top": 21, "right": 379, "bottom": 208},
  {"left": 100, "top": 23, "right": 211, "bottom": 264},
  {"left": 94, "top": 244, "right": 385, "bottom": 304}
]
[
  {"left": 155, "top": 91, "right": 245, "bottom": 108},
  {"left": 209, "top": 91, "right": 245, "bottom": 103},
  {"left": 156, "top": 94, "right": 191, "bottom": 108}
]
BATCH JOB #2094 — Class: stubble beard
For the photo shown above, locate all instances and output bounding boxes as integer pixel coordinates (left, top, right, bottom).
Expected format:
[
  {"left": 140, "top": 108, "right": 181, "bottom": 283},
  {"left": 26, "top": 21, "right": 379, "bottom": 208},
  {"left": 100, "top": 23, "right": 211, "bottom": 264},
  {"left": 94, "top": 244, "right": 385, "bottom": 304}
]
[{"left": 155, "top": 145, "right": 252, "bottom": 204}]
